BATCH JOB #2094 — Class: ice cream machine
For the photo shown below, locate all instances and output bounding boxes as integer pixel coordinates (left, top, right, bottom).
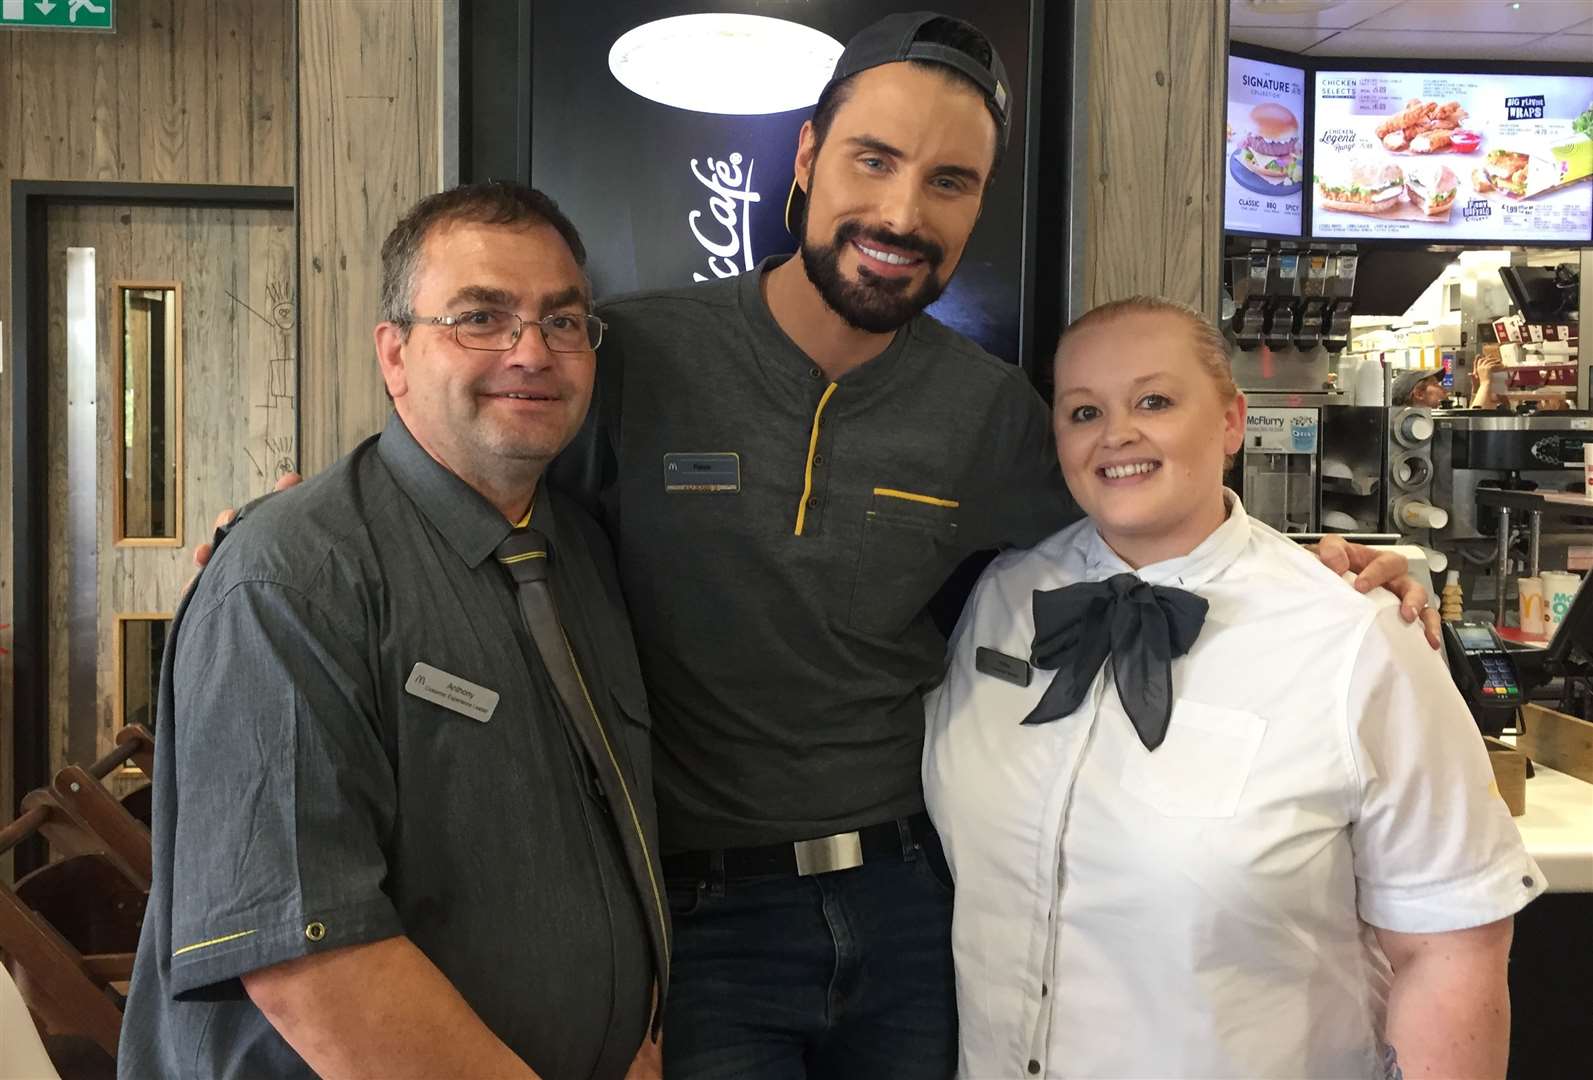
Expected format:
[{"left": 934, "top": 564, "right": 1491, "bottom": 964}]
[
  {"left": 1234, "top": 397, "right": 1391, "bottom": 536},
  {"left": 1238, "top": 398, "right": 1321, "bottom": 533}
]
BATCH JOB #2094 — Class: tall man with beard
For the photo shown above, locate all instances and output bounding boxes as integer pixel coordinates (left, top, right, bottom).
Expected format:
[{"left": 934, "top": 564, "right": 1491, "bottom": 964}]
[
  {"left": 553, "top": 15, "right": 1068, "bottom": 1078},
  {"left": 557, "top": 11, "right": 1429, "bottom": 1078}
]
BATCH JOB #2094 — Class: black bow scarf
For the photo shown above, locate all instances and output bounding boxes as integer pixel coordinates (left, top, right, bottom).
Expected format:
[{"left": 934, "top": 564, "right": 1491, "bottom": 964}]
[{"left": 1021, "top": 573, "right": 1209, "bottom": 751}]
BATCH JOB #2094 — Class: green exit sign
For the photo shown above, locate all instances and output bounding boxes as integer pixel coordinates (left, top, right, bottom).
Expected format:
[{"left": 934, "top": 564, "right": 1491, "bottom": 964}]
[{"left": 0, "top": 0, "right": 113, "bottom": 31}]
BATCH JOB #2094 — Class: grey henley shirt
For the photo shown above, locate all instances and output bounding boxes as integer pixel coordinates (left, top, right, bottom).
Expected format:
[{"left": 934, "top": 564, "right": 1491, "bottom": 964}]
[{"left": 555, "top": 255, "right": 1078, "bottom": 852}]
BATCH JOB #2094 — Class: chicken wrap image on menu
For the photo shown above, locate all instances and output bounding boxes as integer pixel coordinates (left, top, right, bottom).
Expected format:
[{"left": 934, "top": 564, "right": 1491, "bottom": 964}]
[{"left": 1313, "top": 68, "right": 1593, "bottom": 242}]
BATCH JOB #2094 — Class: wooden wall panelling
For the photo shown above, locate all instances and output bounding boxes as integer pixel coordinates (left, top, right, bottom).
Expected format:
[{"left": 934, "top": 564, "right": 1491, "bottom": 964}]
[
  {"left": 3, "top": 1, "right": 293, "bottom": 190},
  {"left": 1083, "top": 0, "right": 1228, "bottom": 315},
  {"left": 0, "top": 0, "right": 294, "bottom": 875},
  {"left": 298, "top": 0, "right": 442, "bottom": 474}
]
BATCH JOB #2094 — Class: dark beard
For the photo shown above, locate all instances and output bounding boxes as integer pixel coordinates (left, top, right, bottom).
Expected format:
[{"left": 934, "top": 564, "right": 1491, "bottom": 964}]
[{"left": 799, "top": 218, "right": 946, "bottom": 334}]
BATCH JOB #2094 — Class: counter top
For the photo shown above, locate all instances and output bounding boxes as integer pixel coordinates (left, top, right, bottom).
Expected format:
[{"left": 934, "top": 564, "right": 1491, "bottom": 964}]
[
  {"left": 1513, "top": 762, "right": 1593, "bottom": 893},
  {"left": 1475, "top": 487, "right": 1593, "bottom": 515}
]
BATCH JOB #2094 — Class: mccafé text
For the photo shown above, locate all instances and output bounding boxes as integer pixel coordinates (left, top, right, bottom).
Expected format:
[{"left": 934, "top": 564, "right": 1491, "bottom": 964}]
[{"left": 690, "top": 152, "right": 760, "bottom": 283}]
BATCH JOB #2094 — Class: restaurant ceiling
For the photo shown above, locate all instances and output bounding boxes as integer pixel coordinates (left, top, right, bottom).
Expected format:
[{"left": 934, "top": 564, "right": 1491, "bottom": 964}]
[{"left": 1230, "top": 0, "right": 1593, "bottom": 61}]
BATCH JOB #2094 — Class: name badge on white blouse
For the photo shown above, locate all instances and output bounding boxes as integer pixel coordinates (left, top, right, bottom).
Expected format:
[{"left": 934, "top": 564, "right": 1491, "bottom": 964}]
[
  {"left": 405, "top": 662, "right": 499, "bottom": 723},
  {"left": 976, "top": 647, "right": 1032, "bottom": 687}
]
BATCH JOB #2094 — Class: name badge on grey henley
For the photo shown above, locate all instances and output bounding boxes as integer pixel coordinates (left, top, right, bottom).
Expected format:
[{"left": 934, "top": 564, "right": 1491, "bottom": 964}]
[
  {"left": 664, "top": 452, "right": 741, "bottom": 493},
  {"left": 405, "top": 662, "right": 499, "bottom": 722}
]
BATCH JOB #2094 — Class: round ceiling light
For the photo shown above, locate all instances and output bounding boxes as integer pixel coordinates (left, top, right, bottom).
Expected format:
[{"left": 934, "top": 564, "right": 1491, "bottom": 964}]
[{"left": 608, "top": 14, "right": 844, "bottom": 115}]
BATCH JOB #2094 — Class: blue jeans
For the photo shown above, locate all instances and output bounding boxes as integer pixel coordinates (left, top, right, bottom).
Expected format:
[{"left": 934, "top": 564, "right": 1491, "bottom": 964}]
[{"left": 661, "top": 830, "right": 958, "bottom": 1079}]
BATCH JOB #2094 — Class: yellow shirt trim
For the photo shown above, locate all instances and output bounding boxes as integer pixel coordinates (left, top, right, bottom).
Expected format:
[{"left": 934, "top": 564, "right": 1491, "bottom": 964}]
[
  {"left": 513, "top": 490, "right": 537, "bottom": 529},
  {"left": 873, "top": 487, "right": 960, "bottom": 509},
  {"left": 559, "top": 630, "right": 671, "bottom": 995},
  {"left": 795, "top": 384, "right": 838, "bottom": 536},
  {"left": 173, "top": 928, "right": 257, "bottom": 957}
]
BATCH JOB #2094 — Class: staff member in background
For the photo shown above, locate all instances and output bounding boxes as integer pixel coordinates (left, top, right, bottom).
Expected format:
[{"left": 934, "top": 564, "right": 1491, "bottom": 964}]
[
  {"left": 1461, "top": 351, "right": 1565, "bottom": 413},
  {"left": 1472, "top": 350, "right": 1508, "bottom": 409},
  {"left": 925, "top": 296, "right": 1541, "bottom": 1080},
  {"left": 197, "top": 17, "right": 1436, "bottom": 1077},
  {"left": 1391, "top": 366, "right": 1450, "bottom": 407},
  {"left": 122, "top": 184, "right": 666, "bottom": 1080}
]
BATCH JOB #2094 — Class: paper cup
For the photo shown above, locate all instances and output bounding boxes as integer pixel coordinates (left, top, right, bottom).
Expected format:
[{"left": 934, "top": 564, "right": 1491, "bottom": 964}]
[
  {"left": 1354, "top": 358, "right": 1386, "bottom": 405},
  {"left": 1518, "top": 577, "right": 1546, "bottom": 636},
  {"left": 1541, "top": 571, "right": 1581, "bottom": 636}
]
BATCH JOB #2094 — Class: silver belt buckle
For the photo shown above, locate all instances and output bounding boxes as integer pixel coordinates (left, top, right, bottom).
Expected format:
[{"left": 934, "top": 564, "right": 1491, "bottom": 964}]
[{"left": 793, "top": 831, "right": 864, "bottom": 876}]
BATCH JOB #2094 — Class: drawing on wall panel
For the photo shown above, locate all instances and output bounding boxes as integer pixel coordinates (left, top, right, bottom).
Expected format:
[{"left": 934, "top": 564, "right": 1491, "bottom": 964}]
[{"left": 229, "top": 277, "right": 298, "bottom": 483}]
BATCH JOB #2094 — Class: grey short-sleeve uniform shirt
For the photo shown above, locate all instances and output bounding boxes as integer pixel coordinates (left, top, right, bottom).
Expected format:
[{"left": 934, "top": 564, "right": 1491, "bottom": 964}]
[
  {"left": 119, "top": 415, "right": 665, "bottom": 1080},
  {"left": 554, "top": 256, "right": 1079, "bottom": 851}
]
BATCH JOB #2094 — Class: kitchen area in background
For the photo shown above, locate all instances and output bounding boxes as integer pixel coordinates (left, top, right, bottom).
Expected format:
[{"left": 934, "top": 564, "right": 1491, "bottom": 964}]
[{"left": 1224, "top": 4, "right": 1591, "bottom": 1075}]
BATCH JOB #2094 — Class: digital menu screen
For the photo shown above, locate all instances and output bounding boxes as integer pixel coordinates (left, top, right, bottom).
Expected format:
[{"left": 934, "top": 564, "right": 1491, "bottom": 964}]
[
  {"left": 1313, "top": 69, "right": 1593, "bottom": 242},
  {"left": 1225, "top": 55, "right": 1307, "bottom": 236}
]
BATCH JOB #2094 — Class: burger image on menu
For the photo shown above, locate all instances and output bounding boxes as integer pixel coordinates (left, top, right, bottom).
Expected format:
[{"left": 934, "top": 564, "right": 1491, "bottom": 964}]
[
  {"left": 1405, "top": 161, "right": 1459, "bottom": 217},
  {"left": 1315, "top": 159, "right": 1405, "bottom": 214},
  {"left": 1232, "top": 103, "right": 1303, "bottom": 193}
]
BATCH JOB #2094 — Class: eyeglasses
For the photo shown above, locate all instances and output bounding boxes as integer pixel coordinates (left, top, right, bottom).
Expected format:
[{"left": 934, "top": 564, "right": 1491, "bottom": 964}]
[{"left": 403, "top": 309, "right": 606, "bottom": 353}]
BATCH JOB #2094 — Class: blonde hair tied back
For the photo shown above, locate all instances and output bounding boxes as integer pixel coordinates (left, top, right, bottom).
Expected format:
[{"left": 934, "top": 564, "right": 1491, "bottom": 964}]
[{"left": 1055, "top": 296, "right": 1238, "bottom": 403}]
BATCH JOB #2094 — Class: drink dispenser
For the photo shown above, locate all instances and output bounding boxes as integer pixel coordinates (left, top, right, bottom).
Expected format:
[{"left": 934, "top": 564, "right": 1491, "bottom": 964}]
[
  {"left": 1263, "top": 252, "right": 1302, "bottom": 352},
  {"left": 1230, "top": 252, "right": 1269, "bottom": 352},
  {"left": 1293, "top": 252, "right": 1332, "bottom": 352},
  {"left": 1322, "top": 250, "right": 1357, "bottom": 354}
]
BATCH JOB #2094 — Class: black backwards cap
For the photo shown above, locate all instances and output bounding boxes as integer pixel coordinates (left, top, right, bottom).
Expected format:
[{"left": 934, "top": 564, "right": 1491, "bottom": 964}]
[{"left": 785, "top": 11, "right": 1012, "bottom": 235}]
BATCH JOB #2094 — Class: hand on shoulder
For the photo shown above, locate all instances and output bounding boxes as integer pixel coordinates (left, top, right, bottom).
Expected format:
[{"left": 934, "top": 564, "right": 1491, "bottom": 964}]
[
  {"left": 1311, "top": 535, "right": 1441, "bottom": 649},
  {"left": 184, "top": 472, "right": 303, "bottom": 592}
]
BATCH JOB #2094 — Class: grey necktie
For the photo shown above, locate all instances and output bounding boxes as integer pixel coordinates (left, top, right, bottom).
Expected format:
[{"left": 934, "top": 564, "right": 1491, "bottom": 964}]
[
  {"left": 493, "top": 524, "right": 671, "bottom": 1018},
  {"left": 496, "top": 527, "right": 594, "bottom": 775}
]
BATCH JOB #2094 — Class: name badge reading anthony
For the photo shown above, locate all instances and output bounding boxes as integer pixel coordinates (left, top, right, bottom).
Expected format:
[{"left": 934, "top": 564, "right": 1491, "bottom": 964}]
[
  {"left": 975, "top": 647, "right": 1032, "bottom": 687},
  {"left": 664, "top": 452, "right": 741, "bottom": 493},
  {"left": 405, "top": 662, "right": 499, "bottom": 722}
]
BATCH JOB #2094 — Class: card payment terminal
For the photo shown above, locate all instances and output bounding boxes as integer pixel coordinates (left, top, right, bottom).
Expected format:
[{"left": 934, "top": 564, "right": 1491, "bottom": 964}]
[{"left": 1441, "top": 621, "right": 1523, "bottom": 733}]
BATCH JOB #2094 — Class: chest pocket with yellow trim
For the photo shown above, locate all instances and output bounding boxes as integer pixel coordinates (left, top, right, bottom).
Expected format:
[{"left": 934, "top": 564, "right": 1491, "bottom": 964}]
[{"left": 847, "top": 487, "right": 963, "bottom": 638}]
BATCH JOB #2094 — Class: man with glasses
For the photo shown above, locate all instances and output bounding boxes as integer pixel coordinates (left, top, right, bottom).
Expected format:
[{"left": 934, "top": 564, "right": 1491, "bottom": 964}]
[{"left": 120, "top": 183, "right": 666, "bottom": 1080}]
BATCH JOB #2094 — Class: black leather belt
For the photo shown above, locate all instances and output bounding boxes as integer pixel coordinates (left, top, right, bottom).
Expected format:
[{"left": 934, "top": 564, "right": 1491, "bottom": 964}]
[{"left": 663, "top": 812, "right": 936, "bottom": 881}]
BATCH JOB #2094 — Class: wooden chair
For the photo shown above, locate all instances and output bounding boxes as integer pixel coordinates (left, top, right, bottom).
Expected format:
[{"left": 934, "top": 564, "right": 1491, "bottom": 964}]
[
  {"left": 19, "top": 743, "right": 152, "bottom": 893},
  {"left": 14, "top": 854, "right": 144, "bottom": 989},
  {"left": 0, "top": 733, "right": 157, "bottom": 1062},
  {"left": 118, "top": 785, "right": 152, "bottom": 831},
  {"left": 0, "top": 820, "right": 131, "bottom": 1059},
  {"left": 112, "top": 725, "right": 155, "bottom": 782}
]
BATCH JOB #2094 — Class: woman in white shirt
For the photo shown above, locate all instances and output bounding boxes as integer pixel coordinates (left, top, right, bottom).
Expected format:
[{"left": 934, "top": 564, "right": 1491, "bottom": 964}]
[{"left": 923, "top": 296, "right": 1542, "bottom": 1080}]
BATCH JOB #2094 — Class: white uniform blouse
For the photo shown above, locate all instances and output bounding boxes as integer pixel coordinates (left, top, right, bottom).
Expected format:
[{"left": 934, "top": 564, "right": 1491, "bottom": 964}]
[{"left": 923, "top": 495, "right": 1543, "bottom": 1080}]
